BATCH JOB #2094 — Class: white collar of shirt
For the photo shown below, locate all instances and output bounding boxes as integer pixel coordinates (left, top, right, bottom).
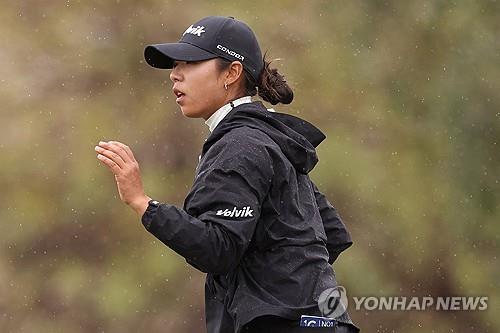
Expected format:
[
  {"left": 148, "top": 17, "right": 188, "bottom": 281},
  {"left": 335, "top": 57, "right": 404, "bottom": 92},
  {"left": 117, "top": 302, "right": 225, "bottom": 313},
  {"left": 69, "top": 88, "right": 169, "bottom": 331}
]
[{"left": 205, "top": 96, "right": 253, "bottom": 132}]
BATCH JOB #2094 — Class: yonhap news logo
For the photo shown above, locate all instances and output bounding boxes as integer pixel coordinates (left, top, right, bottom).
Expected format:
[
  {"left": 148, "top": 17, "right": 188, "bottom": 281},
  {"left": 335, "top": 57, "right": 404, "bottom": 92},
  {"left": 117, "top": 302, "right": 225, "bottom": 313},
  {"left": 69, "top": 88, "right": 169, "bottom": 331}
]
[
  {"left": 317, "top": 286, "right": 489, "bottom": 316},
  {"left": 353, "top": 295, "right": 489, "bottom": 311},
  {"left": 318, "top": 286, "right": 349, "bottom": 318}
]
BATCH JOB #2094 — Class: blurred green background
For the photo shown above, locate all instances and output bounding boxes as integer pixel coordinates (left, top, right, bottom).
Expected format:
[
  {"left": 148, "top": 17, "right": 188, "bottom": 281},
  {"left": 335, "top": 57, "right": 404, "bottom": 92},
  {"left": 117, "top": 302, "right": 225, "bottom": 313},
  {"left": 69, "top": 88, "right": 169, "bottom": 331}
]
[{"left": 1, "top": 0, "right": 498, "bottom": 332}]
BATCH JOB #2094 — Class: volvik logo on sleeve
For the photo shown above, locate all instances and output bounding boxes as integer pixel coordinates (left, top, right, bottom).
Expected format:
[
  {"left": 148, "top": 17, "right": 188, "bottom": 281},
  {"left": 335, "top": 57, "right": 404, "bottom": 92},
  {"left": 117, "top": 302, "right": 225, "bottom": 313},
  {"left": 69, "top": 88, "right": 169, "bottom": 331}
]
[
  {"left": 183, "top": 25, "right": 206, "bottom": 37},
  {"left": 216, "top": 206, "right": 254, "bottom": 218}
]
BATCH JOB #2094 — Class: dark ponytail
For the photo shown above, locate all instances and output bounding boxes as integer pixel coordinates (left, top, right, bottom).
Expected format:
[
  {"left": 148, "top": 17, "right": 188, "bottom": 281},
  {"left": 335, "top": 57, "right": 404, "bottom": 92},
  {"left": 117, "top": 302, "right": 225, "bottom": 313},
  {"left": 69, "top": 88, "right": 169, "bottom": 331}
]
[
  {"left": 216, "top": 52, "right": 294, "bottom": 105},
  {"left": 256, "top": 52, "right": 294, "bottom": 105}
]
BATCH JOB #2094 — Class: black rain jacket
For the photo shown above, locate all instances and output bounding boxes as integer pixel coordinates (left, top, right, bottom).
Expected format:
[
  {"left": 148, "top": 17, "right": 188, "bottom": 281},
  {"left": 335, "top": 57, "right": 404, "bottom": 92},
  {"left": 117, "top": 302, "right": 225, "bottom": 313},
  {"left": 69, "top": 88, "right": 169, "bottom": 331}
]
[{"left": 141, "top": 101, "right": 356, "bottom": 332}]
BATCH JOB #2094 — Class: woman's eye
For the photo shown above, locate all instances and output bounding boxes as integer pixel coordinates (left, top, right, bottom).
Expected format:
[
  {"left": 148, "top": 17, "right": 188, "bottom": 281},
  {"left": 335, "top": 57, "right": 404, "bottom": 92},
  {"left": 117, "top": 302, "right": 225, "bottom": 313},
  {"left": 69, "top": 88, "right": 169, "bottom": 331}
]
[{"left": 173, "top": 61, "right": 197, "bottom": 68}]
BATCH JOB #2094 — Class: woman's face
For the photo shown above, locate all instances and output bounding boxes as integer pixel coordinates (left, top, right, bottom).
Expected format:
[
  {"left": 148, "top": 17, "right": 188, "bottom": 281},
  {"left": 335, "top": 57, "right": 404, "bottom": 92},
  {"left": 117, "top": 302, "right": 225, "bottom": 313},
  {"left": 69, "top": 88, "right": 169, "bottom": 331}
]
[{"left": 169, "top": 58, "right": 228, "bottom": 120}]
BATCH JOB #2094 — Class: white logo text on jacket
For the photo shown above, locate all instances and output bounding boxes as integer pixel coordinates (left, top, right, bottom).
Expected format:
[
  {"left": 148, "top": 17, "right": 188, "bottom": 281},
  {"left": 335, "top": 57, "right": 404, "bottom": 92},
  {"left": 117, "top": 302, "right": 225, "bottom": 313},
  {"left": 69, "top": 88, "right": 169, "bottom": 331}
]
[{"left": 216, "top": 206, "right": 254, "bottom": 218}]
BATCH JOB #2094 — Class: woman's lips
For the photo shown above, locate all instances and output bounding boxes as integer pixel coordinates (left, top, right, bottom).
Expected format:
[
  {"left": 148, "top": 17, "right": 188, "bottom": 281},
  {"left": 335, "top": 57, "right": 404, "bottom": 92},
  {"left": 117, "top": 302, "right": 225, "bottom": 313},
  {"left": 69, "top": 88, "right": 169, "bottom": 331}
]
[{"left": 173, "top": 88, "right": 185, "bottom": 104}]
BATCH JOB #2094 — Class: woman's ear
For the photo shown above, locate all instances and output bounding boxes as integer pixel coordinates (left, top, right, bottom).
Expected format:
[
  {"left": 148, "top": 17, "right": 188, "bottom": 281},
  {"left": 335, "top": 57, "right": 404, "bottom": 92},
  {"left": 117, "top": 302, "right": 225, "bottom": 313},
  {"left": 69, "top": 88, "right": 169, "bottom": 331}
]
[{"left": 225, "top": 61, "right": 244, "bottom": 86}]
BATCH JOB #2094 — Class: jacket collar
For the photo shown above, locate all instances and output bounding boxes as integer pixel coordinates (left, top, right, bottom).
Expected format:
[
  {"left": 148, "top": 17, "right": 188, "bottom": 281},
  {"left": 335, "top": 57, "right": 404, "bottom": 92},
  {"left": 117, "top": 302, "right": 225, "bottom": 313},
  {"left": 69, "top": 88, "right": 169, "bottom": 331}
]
[
  {"left": 202, "top": 101, "right": 326, "bottom": 174},
  {"left": 204, "top": 96, "right": 252, "bottom": 132}
]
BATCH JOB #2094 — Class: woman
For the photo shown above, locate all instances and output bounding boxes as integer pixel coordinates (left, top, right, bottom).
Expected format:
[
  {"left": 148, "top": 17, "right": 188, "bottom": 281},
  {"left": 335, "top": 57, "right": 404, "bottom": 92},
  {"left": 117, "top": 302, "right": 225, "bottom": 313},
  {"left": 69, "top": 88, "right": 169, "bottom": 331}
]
[{"left": 95, "top": 16, "right": 359, "bottom": 333}]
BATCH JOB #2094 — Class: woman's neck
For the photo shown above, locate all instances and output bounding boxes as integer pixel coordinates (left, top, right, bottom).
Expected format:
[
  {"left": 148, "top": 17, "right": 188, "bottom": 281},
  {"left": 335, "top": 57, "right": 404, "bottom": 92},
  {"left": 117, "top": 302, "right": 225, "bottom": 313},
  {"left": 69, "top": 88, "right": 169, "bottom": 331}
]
[{"left": 203, "top": 94, "right": 248, "bottom": 120}]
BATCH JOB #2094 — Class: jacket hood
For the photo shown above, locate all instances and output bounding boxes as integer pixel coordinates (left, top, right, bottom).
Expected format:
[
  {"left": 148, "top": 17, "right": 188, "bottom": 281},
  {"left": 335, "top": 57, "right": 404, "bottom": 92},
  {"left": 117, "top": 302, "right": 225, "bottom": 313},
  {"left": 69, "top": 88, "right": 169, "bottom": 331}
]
[{"left": 202, "top": 101, "right": 326, "bottom": 174}]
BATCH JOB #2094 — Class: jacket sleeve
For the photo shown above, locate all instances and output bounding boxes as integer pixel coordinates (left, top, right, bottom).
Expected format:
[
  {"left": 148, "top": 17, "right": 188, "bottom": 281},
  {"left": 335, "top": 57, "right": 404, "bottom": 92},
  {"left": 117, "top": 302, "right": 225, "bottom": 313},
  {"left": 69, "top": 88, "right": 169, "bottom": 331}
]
[
  {"left": 310, "top": 180, "right": 353, "bottom": 264},
  {"left": 141, "top": 138, "right": 273, "bottom": 275}
]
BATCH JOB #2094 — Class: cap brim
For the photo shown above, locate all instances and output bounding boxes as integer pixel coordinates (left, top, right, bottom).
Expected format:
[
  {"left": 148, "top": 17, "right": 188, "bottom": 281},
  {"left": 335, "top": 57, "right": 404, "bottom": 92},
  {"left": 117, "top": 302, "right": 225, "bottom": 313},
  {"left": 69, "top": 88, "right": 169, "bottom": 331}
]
[{"left": 144, "top": 42, "right": 217, "bottom": 69}]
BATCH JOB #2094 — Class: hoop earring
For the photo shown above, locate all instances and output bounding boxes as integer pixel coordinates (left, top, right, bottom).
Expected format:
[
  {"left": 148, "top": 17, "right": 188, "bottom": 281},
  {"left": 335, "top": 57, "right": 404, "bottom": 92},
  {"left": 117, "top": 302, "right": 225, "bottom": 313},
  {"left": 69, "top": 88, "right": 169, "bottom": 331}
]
[{"left": 224, "top": 83, "right": 228, "bottom": 90}]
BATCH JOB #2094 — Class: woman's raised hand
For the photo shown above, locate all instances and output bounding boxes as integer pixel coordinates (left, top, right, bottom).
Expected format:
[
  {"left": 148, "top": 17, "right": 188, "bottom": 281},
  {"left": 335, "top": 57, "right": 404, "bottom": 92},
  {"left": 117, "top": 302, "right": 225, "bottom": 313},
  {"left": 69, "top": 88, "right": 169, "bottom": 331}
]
[{"left": 94, "top": 141, "right": 151, "bottom": 216}]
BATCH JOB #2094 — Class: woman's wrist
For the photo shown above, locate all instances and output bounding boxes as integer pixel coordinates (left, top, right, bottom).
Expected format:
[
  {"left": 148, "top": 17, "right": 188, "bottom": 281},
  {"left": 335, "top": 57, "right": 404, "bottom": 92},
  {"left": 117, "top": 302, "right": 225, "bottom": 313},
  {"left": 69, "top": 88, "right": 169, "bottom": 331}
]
[{"left": 130, "top": 195, "right": 152, "bottom": 216}]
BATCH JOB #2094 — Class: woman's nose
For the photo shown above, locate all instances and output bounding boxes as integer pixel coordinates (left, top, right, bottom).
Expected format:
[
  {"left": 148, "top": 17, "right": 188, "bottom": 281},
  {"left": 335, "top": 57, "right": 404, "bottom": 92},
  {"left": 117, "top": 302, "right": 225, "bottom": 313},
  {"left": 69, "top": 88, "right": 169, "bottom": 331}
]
[{"left": 169, "top": 64, "right": 182, "bottom": 83}]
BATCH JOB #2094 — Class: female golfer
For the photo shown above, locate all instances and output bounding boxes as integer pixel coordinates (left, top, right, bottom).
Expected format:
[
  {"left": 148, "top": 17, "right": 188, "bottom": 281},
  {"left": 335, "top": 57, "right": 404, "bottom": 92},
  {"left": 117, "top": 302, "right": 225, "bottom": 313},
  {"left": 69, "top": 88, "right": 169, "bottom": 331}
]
[{"left": 95, "top": 16, "right": 359, "bottom": 333}]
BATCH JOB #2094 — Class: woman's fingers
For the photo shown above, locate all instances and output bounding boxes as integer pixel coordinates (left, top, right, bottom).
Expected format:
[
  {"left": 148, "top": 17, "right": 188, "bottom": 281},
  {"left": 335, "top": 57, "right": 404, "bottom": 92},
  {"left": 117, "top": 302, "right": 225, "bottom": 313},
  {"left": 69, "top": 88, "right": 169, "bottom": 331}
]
[
  {"left": 109, "top": 141, "right": 137, "bottom": 162},
  {"left": 96, "top": 153, "right": 122, "bottom": 174},
  {"left": 95, "top": 141, "right": 135, "bottom": 168},
  {"left": 95, "top": 143, "right": 126, "bottom": 169}
]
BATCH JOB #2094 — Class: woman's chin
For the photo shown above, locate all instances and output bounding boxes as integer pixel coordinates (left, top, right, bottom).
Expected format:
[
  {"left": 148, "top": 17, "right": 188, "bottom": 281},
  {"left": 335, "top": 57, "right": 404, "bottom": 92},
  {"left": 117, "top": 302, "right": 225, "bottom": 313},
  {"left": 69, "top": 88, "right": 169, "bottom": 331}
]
[
  {"left": 180, "top": 106, "right": 201, "bottom": 118},
  {"left": 180, "top": 105, "right": 208, "bottom": 118}
]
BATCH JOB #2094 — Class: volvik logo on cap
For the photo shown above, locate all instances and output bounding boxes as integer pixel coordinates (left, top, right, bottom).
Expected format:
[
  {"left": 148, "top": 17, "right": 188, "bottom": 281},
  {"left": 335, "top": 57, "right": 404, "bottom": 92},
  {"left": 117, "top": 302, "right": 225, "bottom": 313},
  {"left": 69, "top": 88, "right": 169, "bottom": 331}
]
[{"left": 183, "top": 25, "right": 206, "bottom": 37}]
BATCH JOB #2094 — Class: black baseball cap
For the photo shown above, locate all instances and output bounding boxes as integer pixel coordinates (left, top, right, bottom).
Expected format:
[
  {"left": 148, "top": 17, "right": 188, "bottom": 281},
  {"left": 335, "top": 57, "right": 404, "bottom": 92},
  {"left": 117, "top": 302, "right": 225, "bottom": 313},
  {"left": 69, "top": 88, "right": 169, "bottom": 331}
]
[{"left": 144, "top": 16, "right": 264, "bottom": 82}]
